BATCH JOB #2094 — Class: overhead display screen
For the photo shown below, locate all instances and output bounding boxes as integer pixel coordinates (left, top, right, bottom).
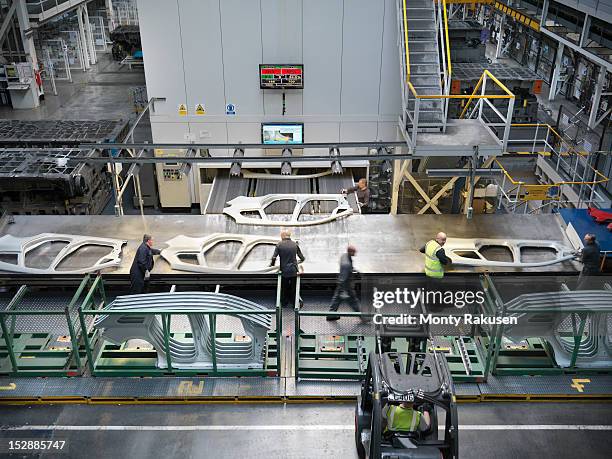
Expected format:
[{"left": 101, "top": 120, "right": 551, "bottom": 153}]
[
  {"left": 262, "top": 123, "right": 304, "bottom": 145},
  {"left": 259, "top": 64, "right": 304, "bottom": 89}
]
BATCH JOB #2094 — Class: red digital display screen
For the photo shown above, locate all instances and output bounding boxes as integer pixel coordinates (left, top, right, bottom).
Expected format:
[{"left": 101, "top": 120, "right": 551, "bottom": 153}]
[{"left": 260, "top": 64, "right": 303, "bottom": 89}]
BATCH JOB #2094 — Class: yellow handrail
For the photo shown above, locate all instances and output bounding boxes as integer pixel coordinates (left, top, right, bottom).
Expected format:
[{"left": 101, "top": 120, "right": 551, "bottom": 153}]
[
  {"left": 458, "top": 71, "right": 485, "bottom": 119},
  {"left": 403, "top": 0, "right": 410, "bottom": 82},
  {"left": 495, "top": 122, "right": 610, "bottom": 186},
  {"left": 442, "top": 0, "right": 452, "bottom": 79}
]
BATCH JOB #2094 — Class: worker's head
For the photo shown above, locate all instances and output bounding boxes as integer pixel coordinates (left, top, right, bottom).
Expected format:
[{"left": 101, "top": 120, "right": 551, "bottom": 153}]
[
  {"left": 399, "top": 401, "right": 413, "bottom": 409},
  {"left": 584, "top": 233, "right": 596, "bottom": 245},
  {"left": 281, "top": 230, "right": 292, "bottom": 240},
  {"left": 358, "top": 178, "right": 367, "bottom": 189},
  {"left": 435, "top": 232, "right": 447, "bottom": 246},
  {"left": 143, "top": 234, "right": 153, "bottom": 247},
  {"left": 347, "top": 245, "right": 357, "bottom": 257}
]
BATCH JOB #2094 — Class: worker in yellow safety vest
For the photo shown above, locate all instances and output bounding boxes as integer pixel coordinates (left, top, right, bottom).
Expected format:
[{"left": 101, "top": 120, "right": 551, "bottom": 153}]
[
  {"left": 382, "top": 401, "right": 431, "bottom": 433},
  {"left": 419, "top": 232, "right": 452, "bottom": 278}
]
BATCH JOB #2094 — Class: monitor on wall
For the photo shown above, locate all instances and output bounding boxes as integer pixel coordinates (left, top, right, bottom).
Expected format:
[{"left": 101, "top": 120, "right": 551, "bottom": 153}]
[
  {"left": 259, "top": 64, "right": 304, "bottom": 89},
  {"left": 261, "top": 123, "right": 304, "bottom": 145}
]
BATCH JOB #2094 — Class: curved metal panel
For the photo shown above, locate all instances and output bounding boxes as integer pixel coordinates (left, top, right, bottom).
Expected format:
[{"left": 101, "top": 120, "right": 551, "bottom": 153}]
[
  {"left": 160, "top": 233, "right": 283, "bottom": 274},
  {"left": 444, "top": 237, "right": 574, "bottom": 268},
  {"left": 0, "top": 233, "right": 126, "bottom": 274},
  {"left": 223, "top": 194, "right": 353, "bottom": 226}
]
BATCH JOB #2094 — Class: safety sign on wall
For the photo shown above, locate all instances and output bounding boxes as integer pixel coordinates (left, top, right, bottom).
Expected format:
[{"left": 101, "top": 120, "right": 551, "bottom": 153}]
[
  {"left": 226, "top": 103, "right": 236, "bottom": 115},
  {"left": 195, "top": 104, "right": 206, "bottom": 115},
  {"left": 178, "top": 104, "right": 188, "bottom": 116}
]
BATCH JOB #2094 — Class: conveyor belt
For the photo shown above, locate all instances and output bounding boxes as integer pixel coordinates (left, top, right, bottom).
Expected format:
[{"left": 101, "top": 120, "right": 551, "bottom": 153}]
[{"left": 206, "top": 170, "right": 359, "bottom": 214}]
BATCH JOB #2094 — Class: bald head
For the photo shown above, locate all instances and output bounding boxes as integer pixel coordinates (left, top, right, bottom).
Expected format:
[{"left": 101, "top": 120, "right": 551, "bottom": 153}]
[
  {"left": 435, "top": 232, "right": 447, "bottom": 246},
  {"left": 347, "top": 245, "right": 357, "bottom": 256},
  {"left": 280, "top": 230, "right": 292, "bottom": 240}
]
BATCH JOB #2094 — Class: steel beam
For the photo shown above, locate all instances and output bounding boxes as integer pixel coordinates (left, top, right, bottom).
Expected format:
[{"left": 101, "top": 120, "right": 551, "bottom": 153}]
[
  {"left": 588, "top": 66, "right": 607, "bottom": 129},
  {"left": 549, "top": 42, "right": 565, "bottom": 101}
]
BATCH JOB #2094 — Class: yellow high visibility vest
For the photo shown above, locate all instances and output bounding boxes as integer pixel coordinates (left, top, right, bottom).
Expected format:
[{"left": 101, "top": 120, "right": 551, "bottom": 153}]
[
  {"left": 384, "top": 405, "right": 422, "bottom": 432},
  {"left": 424, "top": 240, "right": 444, "bottom": 278}
]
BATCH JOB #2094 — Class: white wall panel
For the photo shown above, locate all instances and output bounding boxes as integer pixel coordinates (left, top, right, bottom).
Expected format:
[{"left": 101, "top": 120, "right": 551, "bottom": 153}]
[
  {"left": 178, "top": 0, "right": 225, "bottom": 115},
  {"left": 340, "top": 0, "right": 384, "bottom": 116},
  {"left": 262, "top": 0, "right": 303, "bottom": 116},
  {"left": 136, "top": 0, "right": 186, "bottom": 118},
  {"left": 379, "top": 0, "right": 402, "bottom": 118},
  {"left": 302, "top": 0, "right": 342, "bottom": 116},
  {"left": 220, "top": 0, "right": 264, "bottom": 116}
]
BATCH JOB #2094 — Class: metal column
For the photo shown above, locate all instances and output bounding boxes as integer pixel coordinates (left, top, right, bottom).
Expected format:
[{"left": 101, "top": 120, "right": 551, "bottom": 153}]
[
  {"left": 579, "top": 14, "right": 591, "bottom": 48},
  {"left": 15, "top": 0, "right": 37, "bottom": 69},
  {"left": 588, "top": 66, "right": 607, "bottom": 129},
  {"left": 77, "top": 5, "right": 91, "bottom": 70},
  {"left": 106, "top": 0, "right": 116, "bottom": 32},
  {"left": 548, "top": 42, "right": 564, "bottom": 101},
  {"left": 495, "top": 16, "right": 505, "bottom": 60},
  {"left": 82, "top": 4, "right": 96, "bottom": 65},
  {"left": 540, "top": 0, "right": 549, "bottom": 28}
]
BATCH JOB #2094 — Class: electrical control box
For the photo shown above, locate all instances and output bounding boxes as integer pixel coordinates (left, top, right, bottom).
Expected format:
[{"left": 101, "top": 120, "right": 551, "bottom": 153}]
[{"left": 154, "top": 149, "right": 193, "bottom": 208}]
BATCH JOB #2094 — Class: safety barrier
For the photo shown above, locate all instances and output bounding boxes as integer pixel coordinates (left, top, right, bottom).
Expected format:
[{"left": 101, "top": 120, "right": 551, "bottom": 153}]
[
  {"left": 495, "top": 124, "right": 609, "bottom": 213},
  {"left": 399, "top": 0, "right": 515, "bottom": 150}
]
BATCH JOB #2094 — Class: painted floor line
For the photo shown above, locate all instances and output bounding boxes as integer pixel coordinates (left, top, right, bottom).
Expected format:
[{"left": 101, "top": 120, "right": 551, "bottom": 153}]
[{"left": 1, "top": 425, "right": 612, "bottom": 431}]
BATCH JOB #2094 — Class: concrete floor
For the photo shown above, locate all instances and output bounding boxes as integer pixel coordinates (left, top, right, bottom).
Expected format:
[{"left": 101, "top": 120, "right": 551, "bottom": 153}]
[
  {"left": 0, "top": 52, "right": 151, "bottom": 143},
  {"left": 0, "top": 403, "right": 610, "bottom": 458}
]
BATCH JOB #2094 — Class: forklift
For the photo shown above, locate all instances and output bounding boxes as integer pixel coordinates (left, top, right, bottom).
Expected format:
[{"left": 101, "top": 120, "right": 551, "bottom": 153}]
[{"left": 355, "top": 348, "right": 459, "bottom": 458}]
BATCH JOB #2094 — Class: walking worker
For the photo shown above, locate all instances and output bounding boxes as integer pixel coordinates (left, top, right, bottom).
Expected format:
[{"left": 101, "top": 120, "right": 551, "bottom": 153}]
[
  {"left": 327, "top": 245, "right": 361, "bottom": 321},
  {"left": 420, "top": 232, "right": 452, "bottom": 279},
  {"left": 342, "top": 178, "right": 370, "bottom": 213},
  {"left": 576, "top": 233, "right": 601, "bottom": 289},
  {"left": 270, "top": 230, "right": 305, "bottom": 308},
  {"left": 130, "top": 234, "right": 161, "bottom": 294}
]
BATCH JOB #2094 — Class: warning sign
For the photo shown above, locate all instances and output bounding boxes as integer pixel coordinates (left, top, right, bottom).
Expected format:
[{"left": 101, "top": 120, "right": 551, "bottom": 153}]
[
  {"left": 178, "top": 104, "right": 188, "bottom": 116},
  {"left": 195, "top": 103, "right": 206, "bottom": 115}
]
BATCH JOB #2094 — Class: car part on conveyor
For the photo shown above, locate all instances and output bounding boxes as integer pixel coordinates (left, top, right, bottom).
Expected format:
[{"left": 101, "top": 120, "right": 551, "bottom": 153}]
[
  {"left": 0, "top": 233, "right": 126, "bottom": 274},
  {"left": 93, "top": 292, "right": 272, "bottom": 369},
  {"left": 223, "top": 194, "right": 353, "bottom": 226},
  {"left": 501, "top": 290, "right": 612, "bottom": 369},
  {"left": 444, "top": 237, "right": 575, "bottom": 268},
  {"left": 161, "top": 233, "right": 286, "bottom": 274}
]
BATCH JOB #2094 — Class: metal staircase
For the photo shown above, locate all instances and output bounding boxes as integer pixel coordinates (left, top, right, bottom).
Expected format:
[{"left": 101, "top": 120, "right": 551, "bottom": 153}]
[{"left": 399, "top": 0, "right": 445, "bottom": 132}]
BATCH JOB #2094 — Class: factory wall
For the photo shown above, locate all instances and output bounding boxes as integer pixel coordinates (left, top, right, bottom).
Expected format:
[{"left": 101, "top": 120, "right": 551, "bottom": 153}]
[{"left": 136, "top": 0, "right": 402, "bottom": 156}]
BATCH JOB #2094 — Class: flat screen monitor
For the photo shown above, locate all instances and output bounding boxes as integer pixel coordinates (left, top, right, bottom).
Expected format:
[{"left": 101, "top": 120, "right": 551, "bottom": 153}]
[
  {"left": 261, "top": 123, "right": 304, "bottom": 145},
  {"left": 260, "top": 64, "right": 304, "bottom": 89}
]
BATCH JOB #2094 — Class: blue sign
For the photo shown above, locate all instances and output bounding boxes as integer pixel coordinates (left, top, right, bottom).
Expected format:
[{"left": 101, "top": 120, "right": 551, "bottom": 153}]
[{"left": 226, "top": 103, "right": 236, "bottom": 115}]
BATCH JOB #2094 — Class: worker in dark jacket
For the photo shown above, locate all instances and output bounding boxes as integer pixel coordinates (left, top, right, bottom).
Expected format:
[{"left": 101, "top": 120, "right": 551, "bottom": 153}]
[
  {"left": 577, "top": 233, "right": 601, "bottom": 290},
  {"left": 130, "top": 234, "right": 161, "bottom": 294},
  {"left": 327, "top": 245, "right": 361, "bottom": 321},
  {"left": 270, "top": 230, "right": 305, "bottom": 308},
  {"left": 343, "top": 178, "right": 370, "bottom": 213}
]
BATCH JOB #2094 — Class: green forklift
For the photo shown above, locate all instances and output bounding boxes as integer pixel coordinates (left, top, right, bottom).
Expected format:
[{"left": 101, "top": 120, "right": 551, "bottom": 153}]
[{"left": 355, "top": 349, "right": 459, "bottom": 458}]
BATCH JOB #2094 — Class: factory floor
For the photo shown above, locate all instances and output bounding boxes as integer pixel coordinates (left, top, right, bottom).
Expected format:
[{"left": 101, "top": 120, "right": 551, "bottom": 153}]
[
  {"left": 0, "top": 52, "right": 151, "bottom": 142},
  {"left": 1, "top": 403, "right": 610, "bottom": 458}
]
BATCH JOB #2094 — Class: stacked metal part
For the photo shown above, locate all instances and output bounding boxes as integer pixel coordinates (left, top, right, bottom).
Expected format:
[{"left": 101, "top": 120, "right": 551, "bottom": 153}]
[
  {"left": 93, "top": 292, "right": 272, "bottom": 369},
  {"left": 501, "top": 290, "right": 612, "bottom": 368}
]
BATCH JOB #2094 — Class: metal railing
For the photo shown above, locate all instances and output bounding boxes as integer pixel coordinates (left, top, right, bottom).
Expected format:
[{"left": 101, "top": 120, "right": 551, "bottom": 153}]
[
  {"left": 495, "top": 124, "right": 609, "bottom": 213},
  {"left": 398, "top": 0, "right": 515, "bottom": 150}
]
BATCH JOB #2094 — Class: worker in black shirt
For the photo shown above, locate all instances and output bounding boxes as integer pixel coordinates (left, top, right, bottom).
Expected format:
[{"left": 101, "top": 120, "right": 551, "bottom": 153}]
[
  {"left": 327, "top": 245, "right": 361, "bottom": 321},
  {"left": 270, "top": 230, "right": 305, "bottom": 308},
  {"left": 576, "top": 233, "right": 601, "bottom": 290},
  {"left": 130, "top": 234, "right": 161, "bottom": 294},
  {"left": 342, "top": 178, "right": 370, "bottom": 214}
]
